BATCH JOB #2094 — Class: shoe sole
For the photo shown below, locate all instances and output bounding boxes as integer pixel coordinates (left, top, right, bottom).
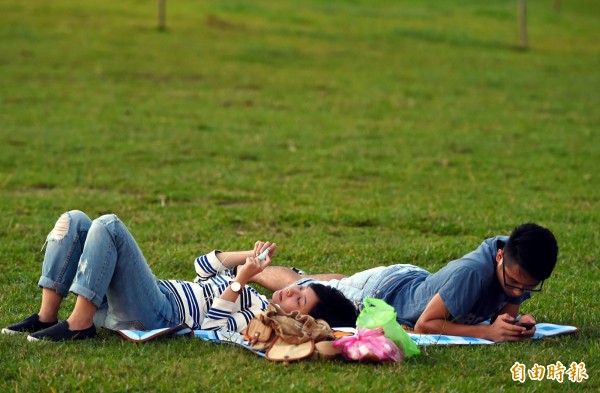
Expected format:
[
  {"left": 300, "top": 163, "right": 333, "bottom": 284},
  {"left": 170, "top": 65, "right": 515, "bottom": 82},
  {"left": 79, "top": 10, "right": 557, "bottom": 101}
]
[
  {"left": 26, "top": 333, "right": 96, "bottom": 342},
  {"left": 2, "top": 328, "right": 23, "bottom": 335}
]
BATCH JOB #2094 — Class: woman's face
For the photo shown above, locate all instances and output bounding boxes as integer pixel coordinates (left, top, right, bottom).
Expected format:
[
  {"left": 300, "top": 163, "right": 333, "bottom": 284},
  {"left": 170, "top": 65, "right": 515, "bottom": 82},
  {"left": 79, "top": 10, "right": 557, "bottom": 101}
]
[{"left": 271, "top": 285, "right": 319, "bottom": 314}]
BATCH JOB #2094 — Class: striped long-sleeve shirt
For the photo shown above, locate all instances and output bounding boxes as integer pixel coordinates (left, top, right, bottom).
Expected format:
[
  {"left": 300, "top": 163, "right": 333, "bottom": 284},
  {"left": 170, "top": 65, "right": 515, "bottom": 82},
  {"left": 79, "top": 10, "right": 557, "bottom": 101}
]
[{"left": 159, "top": 250, "right": 269, "bottom": 332}]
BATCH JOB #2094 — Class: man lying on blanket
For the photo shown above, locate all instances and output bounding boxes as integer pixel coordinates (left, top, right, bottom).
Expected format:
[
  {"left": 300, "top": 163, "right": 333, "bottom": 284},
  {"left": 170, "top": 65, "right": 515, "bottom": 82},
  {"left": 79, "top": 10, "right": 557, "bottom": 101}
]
[{"left": 252, "top": 223, "right": 558, "bottom": 343}]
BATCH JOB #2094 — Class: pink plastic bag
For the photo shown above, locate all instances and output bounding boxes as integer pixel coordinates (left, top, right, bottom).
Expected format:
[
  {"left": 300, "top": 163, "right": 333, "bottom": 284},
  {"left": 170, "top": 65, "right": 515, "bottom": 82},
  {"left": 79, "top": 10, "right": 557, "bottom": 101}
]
[{"left": 333, "top": 328, "right": 403, "bottom": 363}]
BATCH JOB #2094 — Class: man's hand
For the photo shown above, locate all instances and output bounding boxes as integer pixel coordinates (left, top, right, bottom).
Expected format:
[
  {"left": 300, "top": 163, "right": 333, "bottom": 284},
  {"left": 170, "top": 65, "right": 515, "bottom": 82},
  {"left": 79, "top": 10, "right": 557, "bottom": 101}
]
[
  {"left": 514, "top": 313, "right": 537, "bottom": 333},
  {"left": 515, "top": 313, "right": 536, "bottom": 326},
  {"left": 487, "top": 313, "right": 535, "bottom": 342},
  {"left": 415, "top": 294, "right": 536, "bottom": 343}
]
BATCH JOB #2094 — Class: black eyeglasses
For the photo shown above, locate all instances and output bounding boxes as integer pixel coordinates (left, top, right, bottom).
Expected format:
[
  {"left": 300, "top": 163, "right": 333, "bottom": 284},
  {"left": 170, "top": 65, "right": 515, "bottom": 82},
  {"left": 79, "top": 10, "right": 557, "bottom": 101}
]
[{"left": 502, "top": 262, "right": 544, "bottom": 293}]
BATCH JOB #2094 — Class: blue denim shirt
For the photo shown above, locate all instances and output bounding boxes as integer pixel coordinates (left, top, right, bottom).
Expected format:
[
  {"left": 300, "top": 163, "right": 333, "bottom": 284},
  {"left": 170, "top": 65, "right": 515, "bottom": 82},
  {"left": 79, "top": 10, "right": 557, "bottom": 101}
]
[
  {"left": 296, "top": 264, "right": 430, "bottom": 317},
  {"left": 297, "top": 237, "right": 530, "bottom": 327}
]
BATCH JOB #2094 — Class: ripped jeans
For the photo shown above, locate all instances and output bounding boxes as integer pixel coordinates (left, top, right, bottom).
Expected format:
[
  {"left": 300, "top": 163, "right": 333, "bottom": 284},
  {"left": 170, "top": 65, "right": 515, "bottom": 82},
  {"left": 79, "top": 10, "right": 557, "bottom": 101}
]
[{"left": 38, "top": 210, "right": 179, "bottom": 330}]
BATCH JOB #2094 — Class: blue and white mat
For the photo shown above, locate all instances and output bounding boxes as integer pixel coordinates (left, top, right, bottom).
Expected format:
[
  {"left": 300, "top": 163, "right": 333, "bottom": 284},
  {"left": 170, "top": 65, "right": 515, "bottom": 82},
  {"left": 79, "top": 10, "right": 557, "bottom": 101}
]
[
  {"left": 116, "top": 326, "right": 266, "bottom": 356},
  {"left": 407, "top": 323, "right": 578, "bottom": 346},
  {"left": 117, "top": 322, "right": 577, "bottom": 348}
]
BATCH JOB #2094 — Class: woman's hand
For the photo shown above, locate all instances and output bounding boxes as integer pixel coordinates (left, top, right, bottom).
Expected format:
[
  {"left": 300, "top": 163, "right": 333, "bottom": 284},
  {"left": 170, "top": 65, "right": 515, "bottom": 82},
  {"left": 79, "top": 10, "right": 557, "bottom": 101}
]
[
  {"left": 236, "top": 254, "right": 272, "bottom": 284},
  {"left": 253, "top": 241, "right": 277, "bottom": 259}
]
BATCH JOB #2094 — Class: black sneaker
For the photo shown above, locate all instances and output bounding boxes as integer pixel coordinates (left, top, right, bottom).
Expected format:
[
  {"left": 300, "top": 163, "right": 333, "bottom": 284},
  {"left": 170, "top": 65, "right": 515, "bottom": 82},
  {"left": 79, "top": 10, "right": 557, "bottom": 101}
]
[
  {"left": 27, "top": 321, "right": 97, "bottom": 342},
  {"left": 2, "top": 314, "right": 58, "bottom": 335}
]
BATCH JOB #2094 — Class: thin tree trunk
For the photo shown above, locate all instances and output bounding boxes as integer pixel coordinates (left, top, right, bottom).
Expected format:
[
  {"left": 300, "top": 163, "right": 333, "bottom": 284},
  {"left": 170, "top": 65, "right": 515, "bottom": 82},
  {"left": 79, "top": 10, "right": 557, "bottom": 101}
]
[
  {"left": 158, "top": 0, "right": 166, "bottom": 30},
  {"left": 518, "top": 0, "right": 527, "bottom": 50}
]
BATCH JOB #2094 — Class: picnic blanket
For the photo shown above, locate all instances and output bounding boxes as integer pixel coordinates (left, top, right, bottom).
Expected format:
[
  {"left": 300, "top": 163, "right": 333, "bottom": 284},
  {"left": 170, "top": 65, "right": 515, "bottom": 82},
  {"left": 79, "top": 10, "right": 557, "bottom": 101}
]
[
  {"left": 116, "top": 322, "right": 578, "bottom": 348},
  {"left": 117, "top": 326, "right": 266, "bottom": 356},
  {"left": 406, "top": 323, "right": 578, "bottom": 346}
]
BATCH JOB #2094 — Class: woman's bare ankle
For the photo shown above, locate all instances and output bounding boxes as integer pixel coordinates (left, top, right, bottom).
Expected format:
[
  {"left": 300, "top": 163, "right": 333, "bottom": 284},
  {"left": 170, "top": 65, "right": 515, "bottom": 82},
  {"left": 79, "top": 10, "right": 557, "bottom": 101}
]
[
  {"left": 66, "top": 317, "right": 94, "bottom": 331},
  {"left": 37, "top": 312, "right": 58, "bottom": 324}
]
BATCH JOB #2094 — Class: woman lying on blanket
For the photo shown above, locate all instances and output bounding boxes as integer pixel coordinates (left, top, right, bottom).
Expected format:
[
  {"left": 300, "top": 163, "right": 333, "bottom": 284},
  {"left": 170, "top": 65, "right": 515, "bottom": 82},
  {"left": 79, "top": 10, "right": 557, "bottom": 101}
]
[{"left": 2, "top": 210, "right": 357, "bottom": 342}]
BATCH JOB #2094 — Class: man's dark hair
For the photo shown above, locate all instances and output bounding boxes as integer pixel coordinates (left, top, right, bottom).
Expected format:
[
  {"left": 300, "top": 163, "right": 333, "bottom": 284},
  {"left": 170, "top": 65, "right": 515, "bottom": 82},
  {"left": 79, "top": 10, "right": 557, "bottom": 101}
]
[
  {"left": 308, "top": 283, "right": 357, "bottom": 328},
  {"left": 504, "top": 223, "right": 558, "bottom": 281}
]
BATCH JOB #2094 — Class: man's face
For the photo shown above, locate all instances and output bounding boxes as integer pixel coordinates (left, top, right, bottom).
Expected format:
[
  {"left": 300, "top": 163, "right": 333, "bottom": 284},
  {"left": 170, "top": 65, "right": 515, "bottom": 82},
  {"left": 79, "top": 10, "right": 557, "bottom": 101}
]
[
  {"left": 496, "top": 249, "right": 541, "bottom": 297},
  {"left": 271, "top": 285, "right": 319, "bottom": 314}
]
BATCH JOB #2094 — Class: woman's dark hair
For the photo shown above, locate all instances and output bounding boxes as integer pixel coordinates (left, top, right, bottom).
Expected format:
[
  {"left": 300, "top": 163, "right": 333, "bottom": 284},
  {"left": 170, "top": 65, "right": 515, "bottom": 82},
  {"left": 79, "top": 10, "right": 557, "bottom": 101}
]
[
  {"left": 504, "top": 223, "right": 558, "bottom": 281},
  {"left": 307, "top": 283, "right": 357, "bottom": 327}
]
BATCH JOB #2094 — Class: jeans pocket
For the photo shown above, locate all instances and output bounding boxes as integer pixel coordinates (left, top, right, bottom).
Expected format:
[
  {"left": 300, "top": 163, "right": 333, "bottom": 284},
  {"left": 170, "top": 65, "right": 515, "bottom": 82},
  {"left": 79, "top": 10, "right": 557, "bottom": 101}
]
[{"left": 158, "top": 292, "right": 179, "bottom": 325}]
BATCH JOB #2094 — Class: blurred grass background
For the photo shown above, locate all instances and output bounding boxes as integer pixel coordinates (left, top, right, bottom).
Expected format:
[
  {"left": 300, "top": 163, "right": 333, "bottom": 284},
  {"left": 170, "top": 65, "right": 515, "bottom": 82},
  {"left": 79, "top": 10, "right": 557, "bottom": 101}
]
[{"left": 0, "top": 0, "right": 598, "bottom": 391}]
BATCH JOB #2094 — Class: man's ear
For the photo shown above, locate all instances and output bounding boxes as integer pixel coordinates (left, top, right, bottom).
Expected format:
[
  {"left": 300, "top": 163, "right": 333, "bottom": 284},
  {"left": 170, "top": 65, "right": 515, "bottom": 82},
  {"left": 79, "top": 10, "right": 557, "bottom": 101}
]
[{"left": 496, "top": 249, "right": 503, "bottom": 265}]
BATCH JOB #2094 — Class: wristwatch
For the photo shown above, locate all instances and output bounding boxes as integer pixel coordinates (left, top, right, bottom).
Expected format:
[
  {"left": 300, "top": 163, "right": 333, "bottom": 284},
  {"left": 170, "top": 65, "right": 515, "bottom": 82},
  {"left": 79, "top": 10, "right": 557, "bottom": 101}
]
[{"left": 230, "top": 281, "right": 242, "bottom": 293}]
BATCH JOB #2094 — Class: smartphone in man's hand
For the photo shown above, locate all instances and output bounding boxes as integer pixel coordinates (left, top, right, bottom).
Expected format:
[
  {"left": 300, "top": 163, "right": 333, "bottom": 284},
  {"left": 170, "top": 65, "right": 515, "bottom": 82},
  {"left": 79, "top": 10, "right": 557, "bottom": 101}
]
[
  {"left": 519, "top": 322, "right": 535, "bottom": 330},
  {"left": 513, "top": 319, "right": 535, "bottom": 330}
]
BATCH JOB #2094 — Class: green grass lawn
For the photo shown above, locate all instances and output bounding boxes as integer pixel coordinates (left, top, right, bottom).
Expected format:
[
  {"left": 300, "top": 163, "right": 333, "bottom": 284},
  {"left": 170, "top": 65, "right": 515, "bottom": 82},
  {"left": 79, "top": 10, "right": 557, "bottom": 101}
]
[{"left": 1, "top": 0, "right": 598, "bottom": 391}]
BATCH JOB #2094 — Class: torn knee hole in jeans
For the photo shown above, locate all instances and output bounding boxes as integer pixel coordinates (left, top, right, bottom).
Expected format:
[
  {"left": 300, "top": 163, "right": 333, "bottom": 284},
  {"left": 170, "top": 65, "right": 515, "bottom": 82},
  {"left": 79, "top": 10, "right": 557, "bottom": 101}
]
[
  {"left": 41, "top": 213, "right": 70, "bottom": 252},
  {"left": 49, "top": 213, "right": 70, "bottom": 240}
]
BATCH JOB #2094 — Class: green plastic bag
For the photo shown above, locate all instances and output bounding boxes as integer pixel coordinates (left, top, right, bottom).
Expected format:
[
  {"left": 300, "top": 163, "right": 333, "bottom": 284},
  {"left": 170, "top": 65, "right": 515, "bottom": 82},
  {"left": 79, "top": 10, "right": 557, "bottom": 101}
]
[{"left": 356, "top": 298, "right": 420, "bottom": 358}]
